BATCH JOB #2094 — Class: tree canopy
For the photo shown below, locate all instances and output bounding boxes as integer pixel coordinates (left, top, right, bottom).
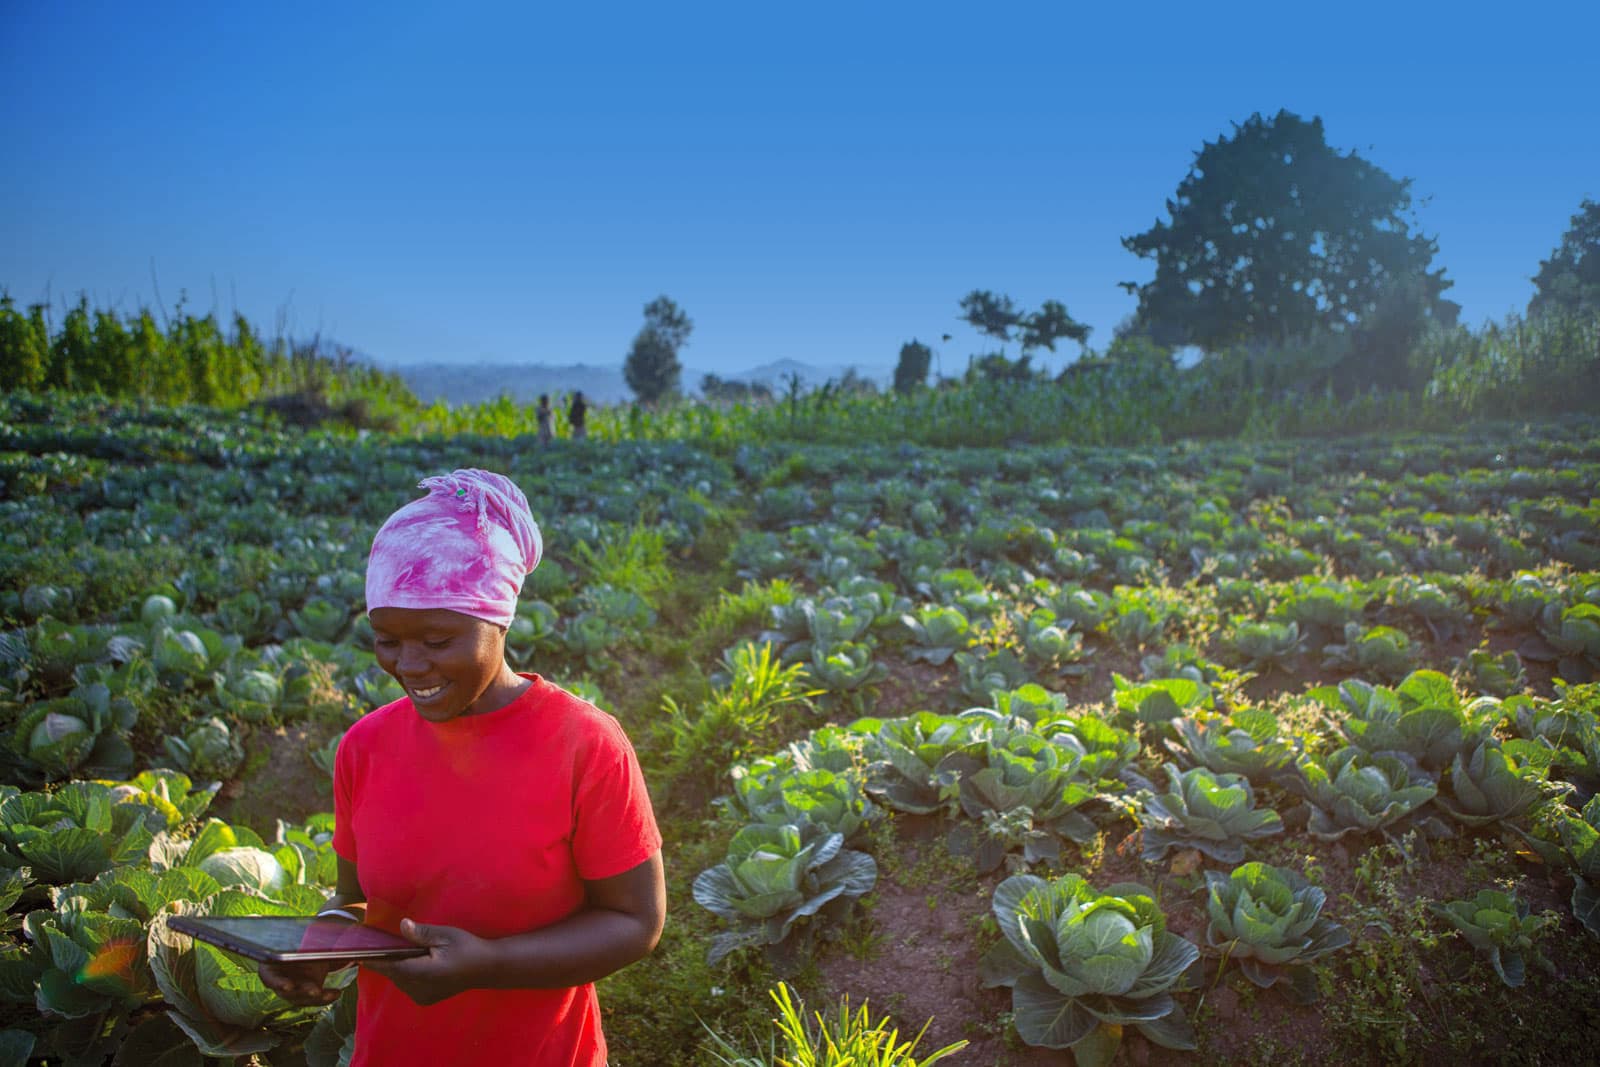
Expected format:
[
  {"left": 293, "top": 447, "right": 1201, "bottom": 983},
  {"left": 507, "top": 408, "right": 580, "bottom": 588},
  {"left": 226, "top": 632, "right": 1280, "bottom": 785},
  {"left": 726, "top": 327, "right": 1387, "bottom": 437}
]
[
  {"left": 958, "top": 291, "right": 1089, "bottom": 354},
  {"left": 1121, "top": 110, "right": 1453, "bottom": 351},
  {"left": 1529, "top": 199, "right": 1600, "bottom": 318},
  {"left": 624, "top": 295, "right": 693, "bottom": 404},
  {"left": 892, "top": 339, "right": 932, "bottom": 394}
]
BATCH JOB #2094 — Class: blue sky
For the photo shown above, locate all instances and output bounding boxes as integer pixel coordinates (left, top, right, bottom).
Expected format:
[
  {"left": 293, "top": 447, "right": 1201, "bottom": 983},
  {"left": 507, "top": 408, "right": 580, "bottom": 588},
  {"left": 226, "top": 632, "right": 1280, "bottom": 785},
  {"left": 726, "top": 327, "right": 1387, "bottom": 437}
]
[{"left": 3, "top": 1, "right": 1595, "bottom": 378}]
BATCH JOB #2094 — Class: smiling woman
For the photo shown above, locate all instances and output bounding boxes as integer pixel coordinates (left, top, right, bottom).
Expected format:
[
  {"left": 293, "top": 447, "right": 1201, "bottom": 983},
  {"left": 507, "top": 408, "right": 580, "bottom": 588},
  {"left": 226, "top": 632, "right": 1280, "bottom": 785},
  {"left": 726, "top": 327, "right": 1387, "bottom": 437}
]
[{"left": 257, "top": 469, "right": 665, "bottom": 1067}]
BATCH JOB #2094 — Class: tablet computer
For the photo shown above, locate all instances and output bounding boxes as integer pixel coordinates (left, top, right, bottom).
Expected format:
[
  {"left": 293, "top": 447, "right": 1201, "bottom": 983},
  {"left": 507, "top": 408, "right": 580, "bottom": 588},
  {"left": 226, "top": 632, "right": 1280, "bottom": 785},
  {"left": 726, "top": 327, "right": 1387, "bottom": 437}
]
[{"left": 167, "top": 915, "right": 428, "bottom": 963}]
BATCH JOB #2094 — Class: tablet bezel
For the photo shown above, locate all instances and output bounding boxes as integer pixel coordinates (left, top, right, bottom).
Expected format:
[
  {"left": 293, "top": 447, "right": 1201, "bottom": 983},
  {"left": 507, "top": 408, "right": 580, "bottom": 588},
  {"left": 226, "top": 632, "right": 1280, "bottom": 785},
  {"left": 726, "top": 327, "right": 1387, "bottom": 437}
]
[{"left": 167, "top": 914, "right": 429, "bottom": 963}]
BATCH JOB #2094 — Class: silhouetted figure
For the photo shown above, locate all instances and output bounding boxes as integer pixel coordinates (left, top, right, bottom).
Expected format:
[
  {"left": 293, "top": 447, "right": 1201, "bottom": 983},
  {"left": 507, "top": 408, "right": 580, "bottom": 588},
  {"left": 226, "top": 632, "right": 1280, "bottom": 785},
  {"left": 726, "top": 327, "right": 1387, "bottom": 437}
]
[
  {"left": 568, "top": 391, "right": 588, "bottom": 441},
  {"left": 536, "top": 394, "right": 553, "bottom": 445}
]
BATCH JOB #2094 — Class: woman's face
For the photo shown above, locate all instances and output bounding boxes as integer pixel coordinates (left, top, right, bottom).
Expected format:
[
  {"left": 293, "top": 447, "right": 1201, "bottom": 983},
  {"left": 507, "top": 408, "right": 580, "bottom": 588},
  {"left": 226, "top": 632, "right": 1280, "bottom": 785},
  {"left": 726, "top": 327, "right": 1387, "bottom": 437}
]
[{"left": 368, "top": 607, "right": 521, "bottom": 722}]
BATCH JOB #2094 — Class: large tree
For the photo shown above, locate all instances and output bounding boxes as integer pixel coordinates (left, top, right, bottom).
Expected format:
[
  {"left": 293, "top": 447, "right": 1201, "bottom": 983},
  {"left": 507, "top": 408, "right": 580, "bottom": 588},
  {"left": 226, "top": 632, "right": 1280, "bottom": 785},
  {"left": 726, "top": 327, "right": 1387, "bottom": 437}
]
[
  {"left": 1121, "top": 110, "right": 1453, "bottom": 351},
  {"left": 624, "top": 295, "right": 692, "bottom": 404},
  {"left": 892, "top": 339, "right": 932, "bottom": 394},
  {"left": 1529, "top": 199, "right": 1600, "bottom": 318}
]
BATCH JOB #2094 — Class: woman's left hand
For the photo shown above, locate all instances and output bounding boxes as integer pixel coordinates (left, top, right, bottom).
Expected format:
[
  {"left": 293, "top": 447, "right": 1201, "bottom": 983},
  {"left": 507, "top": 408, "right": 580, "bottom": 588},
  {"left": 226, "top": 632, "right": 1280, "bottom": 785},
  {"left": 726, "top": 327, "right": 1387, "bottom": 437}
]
[{"left": 363, "top": 919, "right": 495, "bottom": 1006}]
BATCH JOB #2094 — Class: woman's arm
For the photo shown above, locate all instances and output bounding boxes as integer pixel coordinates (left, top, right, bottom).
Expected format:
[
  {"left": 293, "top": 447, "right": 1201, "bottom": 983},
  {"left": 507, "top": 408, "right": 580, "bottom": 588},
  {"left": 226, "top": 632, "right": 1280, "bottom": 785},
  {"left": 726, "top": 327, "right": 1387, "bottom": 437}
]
[{"left": 363, "top": 852, "right": 665, "bottom": 1006}]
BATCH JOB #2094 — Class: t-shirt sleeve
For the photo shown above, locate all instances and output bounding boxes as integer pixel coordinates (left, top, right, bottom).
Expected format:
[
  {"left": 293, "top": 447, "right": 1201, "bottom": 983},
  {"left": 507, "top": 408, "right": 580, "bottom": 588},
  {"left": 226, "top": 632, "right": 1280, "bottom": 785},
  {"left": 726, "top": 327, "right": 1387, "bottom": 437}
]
[
  {"left": 331, "top": 728, "right": 358, "bottom": 863},
  {"left": 572, "top": 714, "right": 662, "bottom": 881}
]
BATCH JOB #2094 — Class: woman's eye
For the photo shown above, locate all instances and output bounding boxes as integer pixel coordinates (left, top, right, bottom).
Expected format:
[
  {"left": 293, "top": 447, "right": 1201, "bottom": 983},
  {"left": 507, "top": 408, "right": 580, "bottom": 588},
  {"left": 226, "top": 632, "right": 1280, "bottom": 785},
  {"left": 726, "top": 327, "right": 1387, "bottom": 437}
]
[
  {"left": 424, "top": 639, "right": 450, "bottom": 650},
  {"left": 374, "top": 638, "right": 398, "bottom": 649}
]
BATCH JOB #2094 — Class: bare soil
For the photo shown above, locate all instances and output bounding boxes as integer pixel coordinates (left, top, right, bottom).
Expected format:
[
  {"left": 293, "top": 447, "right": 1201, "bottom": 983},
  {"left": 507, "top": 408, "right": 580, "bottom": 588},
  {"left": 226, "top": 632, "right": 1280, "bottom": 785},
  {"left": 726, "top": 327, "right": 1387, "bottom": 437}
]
[{"left": 216, "top": 719, "right": 341, "bottom": 835}]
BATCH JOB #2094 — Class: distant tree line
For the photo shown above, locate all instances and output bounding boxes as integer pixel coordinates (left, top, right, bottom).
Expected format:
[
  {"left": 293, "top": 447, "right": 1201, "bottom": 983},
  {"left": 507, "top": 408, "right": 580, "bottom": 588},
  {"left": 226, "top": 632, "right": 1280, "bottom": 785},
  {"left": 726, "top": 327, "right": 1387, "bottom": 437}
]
[{"left": 0, "top": 294, "right": 417, "bottom": 423}]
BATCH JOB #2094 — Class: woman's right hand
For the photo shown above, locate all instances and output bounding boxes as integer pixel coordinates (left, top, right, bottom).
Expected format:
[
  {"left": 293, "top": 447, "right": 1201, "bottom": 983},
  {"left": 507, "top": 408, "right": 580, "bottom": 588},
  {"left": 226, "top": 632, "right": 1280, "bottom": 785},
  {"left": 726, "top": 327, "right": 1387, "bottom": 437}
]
[{"left": 259, "top": 959, "right": 342, "bottom": 1006}]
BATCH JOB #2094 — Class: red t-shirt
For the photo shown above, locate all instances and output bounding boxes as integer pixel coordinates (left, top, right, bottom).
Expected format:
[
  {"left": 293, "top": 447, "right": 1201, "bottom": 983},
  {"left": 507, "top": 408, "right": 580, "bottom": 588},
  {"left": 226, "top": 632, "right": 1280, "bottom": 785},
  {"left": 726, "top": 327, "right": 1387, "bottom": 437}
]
[{"left": 332, "top": 674, "right": 662, "bottom": 1066}]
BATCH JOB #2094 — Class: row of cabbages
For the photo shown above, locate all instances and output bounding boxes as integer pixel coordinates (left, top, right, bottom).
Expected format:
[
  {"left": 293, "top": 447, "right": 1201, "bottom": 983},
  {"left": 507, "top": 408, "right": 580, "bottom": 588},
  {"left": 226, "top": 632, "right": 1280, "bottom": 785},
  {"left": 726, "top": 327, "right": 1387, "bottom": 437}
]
[
  {"left": 0, "top": 770, "right": 350, "bottom": 1064},
  {"left": 693, "top": 669, "right": 1600, "bottom": 1059}
]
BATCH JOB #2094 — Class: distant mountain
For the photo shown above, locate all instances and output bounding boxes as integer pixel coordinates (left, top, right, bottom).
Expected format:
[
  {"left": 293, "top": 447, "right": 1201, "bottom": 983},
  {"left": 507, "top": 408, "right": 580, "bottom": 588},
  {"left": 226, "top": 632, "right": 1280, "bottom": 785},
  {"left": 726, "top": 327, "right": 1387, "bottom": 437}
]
[{"left": 391, "top": 359, "right": 894, "bottom": 407}]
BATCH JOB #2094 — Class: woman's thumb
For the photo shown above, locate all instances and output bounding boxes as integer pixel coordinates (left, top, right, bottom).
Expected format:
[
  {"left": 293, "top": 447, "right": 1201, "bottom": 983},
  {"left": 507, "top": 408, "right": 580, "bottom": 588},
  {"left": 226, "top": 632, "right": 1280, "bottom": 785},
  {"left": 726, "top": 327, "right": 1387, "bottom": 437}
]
[{"left": 400, "top": 918, "right": 442, "bottom": 945}]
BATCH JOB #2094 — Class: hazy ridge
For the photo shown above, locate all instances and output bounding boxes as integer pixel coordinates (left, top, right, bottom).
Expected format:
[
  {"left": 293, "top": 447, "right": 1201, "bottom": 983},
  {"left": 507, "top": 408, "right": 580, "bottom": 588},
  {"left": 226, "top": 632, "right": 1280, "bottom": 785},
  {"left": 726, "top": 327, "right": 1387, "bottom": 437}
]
[{"left": 391, "top": 358, "right": 893, "bottom": 406}]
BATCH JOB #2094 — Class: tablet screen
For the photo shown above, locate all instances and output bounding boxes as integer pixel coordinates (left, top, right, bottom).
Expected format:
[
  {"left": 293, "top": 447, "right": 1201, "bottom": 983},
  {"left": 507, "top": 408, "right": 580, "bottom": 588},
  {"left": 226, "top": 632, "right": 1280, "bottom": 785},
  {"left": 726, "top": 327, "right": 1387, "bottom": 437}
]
[{"left": 168, "top": 915, "right": 428, "bottom": 962}]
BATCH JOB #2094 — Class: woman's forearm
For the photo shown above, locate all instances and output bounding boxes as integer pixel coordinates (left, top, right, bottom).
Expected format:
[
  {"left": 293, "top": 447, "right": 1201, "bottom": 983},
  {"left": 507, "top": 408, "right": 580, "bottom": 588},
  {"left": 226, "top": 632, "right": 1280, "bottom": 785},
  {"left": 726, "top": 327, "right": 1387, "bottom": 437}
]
[{"left": 474, "top": 904, "right": 660, "bottom": 990}]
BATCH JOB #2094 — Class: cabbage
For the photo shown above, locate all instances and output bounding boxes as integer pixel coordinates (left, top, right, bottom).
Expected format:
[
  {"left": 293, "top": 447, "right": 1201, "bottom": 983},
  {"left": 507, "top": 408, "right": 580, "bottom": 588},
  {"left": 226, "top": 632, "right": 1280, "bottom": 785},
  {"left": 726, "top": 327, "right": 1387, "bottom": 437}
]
[
  {"left": 142, "top": 594, "right": 179, "bottom": 626},
  {"left": 30, "top": 712, "right": 90, "bottom": 755},
  {"left": 198, "top": 847, "right": 290, "bottom": 894}
]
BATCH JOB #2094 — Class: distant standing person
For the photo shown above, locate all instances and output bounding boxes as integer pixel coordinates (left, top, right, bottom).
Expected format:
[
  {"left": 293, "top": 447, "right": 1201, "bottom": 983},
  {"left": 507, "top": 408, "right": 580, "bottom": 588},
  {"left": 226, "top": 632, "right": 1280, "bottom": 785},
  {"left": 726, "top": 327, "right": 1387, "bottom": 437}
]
[
  {"left": 568, "top": 391, "right": 588, "bottom": 441},
  {"left": 535, "top": 394, "right": 553, "bottom": 445}
]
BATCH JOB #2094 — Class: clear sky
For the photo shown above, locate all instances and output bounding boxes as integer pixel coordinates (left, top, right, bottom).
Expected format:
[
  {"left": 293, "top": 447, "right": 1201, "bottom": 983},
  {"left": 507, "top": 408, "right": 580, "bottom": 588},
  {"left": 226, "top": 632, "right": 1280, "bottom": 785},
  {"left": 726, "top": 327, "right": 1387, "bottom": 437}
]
[{"left": 3, "top": 0, "right": 1595, "bottom": 378}]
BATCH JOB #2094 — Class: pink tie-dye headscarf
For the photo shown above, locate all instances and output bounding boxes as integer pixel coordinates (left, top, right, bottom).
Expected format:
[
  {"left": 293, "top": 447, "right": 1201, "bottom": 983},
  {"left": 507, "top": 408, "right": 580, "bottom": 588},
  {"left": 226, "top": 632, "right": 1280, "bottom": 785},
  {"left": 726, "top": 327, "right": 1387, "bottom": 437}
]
[{"left": 365, "top": 469, "right": 542, "bottom": 627}]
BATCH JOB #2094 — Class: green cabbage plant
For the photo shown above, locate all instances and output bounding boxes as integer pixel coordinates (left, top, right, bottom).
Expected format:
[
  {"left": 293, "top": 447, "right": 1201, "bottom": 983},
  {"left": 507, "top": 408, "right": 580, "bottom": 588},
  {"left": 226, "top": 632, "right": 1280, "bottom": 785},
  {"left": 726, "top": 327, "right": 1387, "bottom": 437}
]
[
  {"left": 1517, "top": 794, "right": 1600, "bottom": 937},
  {"left": 0, "top": 782, "right": 153, "bottom": 886},
  {"left": 898, "top": 604, "right": 976, "bottom": 666},
  {"left": 863, "top": 712, "right": 986, "bottom": 814},
  {"left": 1293, "top": 747, "right": 1438, "bottom": 840},
  {"left": 942, "top": 728, "right": 1098, "bottom": 872},
  {"left": 979, "top": 873, "right": 1198, "bottom": 1065},
  {"left": 954, "top": 648, "right": 1033, "bottom": 705},
  {"left": 807, "top": 641, "right": 888, "bottom": 696},
  {"left": 161, "top": 717, "right": 244, "bottom": 780},
  {"left": 729, "top": 765, "right": 875, "bottom": 842},
  {"left": 1137, "top": 764, "right": 1283, "bottom": 864},
  {"left": 1522, "top": 602, "right": 1600, "bottom": 683},
  {"left": 1431, "top": 889, "right": 1556, "bottom": 988},
  {"left": 1017, "top": 609, "right": 1092, "bottom": 677},
  {"left": 692, "top": 823, "right": 877, "bottom": 966},
  {"left": 1167, "top": 707, "right": 1297, "bottom": 783},
  {"left": 1320, "top": 672, "right": 1499, "bottom": 773},
  {"left": 1224, "top": 620, "right": 1304, "bottom": 673},
  {"left": 211, "top": 666, "right": 283, "bottom": 724},
  {"left": 287, "top": 596, "right": 350, "bottom": 643},
  {"left": 1111, "top": 674, "right": 1212, "bottom": 732},
  {"left": 9, "top": 682, "right": 138, "bottom": 783},
  {"left": 20, "top": 865, "right": 223, "bottom": 1022},
  {"left": 1434, "top": 741, "right": 1549, "bottom": 827},
  {"left": 1202, "top": 862, "right": 1349, "bottom": 1001},
  {"left": 1321, "top": 623, "right": 1414, "bottom": 682},
  {"left": 149, "top": 885, "right": 343, "bottom": 1059},
  {"left": 1463, "top": 648, "right": 1528, "bottom": 699}
]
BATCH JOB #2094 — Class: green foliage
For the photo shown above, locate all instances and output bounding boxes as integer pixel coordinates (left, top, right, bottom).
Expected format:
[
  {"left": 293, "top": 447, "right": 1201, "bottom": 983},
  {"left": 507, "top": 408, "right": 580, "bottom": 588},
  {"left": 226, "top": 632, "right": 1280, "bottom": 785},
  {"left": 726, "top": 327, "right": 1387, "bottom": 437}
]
[
  {"left": 979, "top": 873, "right": 1198, "bottom": 1064},
  {"left": 1121, "top": 109, "right": 1452, "bottom": 354},
  {"left": 1, "top": 297, "right": 417, "bottom": 420},
  {"left": 942, "top": 726, "right": 1098, "bottom": 873},
  {"left": 624, "top": 295, "right": 692, "bottom": 404},
  {"left": 1529, "top": 199, "right": 1600, "bottom": 319},
  {"left": 1201, "top": 861, "right": 1349, "bottom": 1000},
  {"left": 1433, "top": 741, "right": 1548, "bottom": 827},
  {"left": 892, "top": 340, "right": 933, "bottom": 395},
  {"left": 1167, "top": 707, "right": 1296, "bottom": 783},
  {"left": 692, "top": 824, "right": 877, "bottom": 966},
  {"left": 1431, "top": 889, "right": 1556, "bottom": 988},
  {"left": 1293, "top": 747, "right": 1438, "bottom": 840},
  {"left": 1136, "top": 763, "right": 1283, "bottom": 864},
  {"left": 703, "top": 981, "right": 968, "bottom": 1067}
]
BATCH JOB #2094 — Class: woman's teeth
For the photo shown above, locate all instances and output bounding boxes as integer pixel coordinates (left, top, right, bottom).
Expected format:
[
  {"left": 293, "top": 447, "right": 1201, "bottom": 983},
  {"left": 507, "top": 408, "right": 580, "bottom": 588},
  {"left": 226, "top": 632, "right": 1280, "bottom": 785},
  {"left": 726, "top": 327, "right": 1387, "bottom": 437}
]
[{"left": 411, "top": 684, "right": 445, "bottom": 699}]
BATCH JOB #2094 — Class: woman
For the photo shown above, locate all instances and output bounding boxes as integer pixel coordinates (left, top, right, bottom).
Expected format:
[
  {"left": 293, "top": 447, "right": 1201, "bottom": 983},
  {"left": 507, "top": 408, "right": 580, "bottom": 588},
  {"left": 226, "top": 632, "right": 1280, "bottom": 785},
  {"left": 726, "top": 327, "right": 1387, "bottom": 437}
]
[{"left": 261, "top": 469, "right": 664, "bottom": 1066}]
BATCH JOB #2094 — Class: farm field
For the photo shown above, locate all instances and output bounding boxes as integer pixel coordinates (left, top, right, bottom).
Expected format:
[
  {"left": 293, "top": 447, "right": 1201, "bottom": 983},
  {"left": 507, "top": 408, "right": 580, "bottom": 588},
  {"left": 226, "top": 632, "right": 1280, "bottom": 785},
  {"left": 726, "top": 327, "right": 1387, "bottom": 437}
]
[{"left": 2, "top": 393, "right": 1599, "bottom": 1065}]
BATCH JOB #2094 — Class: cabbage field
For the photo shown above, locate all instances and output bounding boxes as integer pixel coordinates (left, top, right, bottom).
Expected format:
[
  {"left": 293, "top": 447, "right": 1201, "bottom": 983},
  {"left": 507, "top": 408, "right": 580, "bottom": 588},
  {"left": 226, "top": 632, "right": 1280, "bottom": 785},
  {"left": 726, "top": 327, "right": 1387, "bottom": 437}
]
[{"left": 2, "top": 392, "right": 1599, "bottom": 1065}]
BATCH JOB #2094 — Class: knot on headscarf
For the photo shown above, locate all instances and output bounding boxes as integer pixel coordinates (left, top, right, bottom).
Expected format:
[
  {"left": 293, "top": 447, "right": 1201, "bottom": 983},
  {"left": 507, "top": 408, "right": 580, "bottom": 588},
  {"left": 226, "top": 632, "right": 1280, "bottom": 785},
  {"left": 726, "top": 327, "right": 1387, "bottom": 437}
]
[{"left": 365, "top": 469, "right": 542, "bottom": 627}]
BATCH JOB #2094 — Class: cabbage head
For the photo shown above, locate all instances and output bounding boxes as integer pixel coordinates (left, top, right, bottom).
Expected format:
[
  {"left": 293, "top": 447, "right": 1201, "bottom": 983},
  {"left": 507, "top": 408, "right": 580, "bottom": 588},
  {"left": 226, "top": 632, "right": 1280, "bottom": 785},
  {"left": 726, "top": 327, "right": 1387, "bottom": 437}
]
[
  {"left": 198, "top": 847, "right": 290, "bottom": 895},
  {"left": 692, "top": 823, "right": 876, "bottom": 966},
  {"left": 1138, "top": 763, "right": 1282, "bottom": 864},
  {"left": 980, "top": 873, "right": 1198, "bottom": 1065},
  {"left": 1168, "top": 707, "right": 1296, "bottom": 783},
  {"left": 1203, "top": 862, "right": 1349, "bottom": 1001},
  {"left": 1294, "top": 747, "right": 1437, "bottom": 840}
]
